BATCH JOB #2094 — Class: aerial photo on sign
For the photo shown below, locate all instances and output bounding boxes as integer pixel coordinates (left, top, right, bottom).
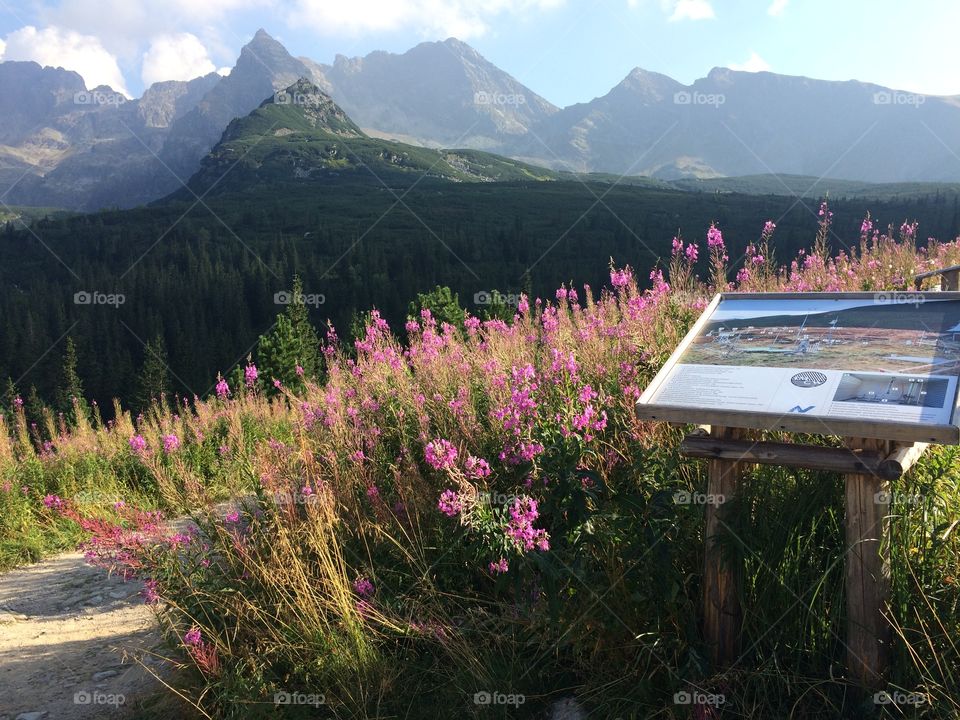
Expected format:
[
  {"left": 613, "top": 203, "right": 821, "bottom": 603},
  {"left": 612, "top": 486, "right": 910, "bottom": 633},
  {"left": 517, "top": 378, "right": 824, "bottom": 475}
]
[{"left": 640, "top": 294, "right": 960, "bottom": 436}]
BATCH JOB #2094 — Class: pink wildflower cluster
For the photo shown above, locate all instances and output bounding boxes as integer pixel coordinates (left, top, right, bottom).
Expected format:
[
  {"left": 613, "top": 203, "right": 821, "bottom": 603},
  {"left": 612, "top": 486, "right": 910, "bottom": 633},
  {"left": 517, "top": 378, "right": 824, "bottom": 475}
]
[
  {"left": 244, "top": 363, "right": 258, "bottom": 388},
  {"left": 129, "top": 434, "right": 147, "bottom": 454},
  {"left": 353, "top": 577, "right": 375, "bottom": 598},
  {"left": 425, "top": 438, "right": 458, "bottom": 470},
  {"left": 438, "top": 489, "right": 462, "bottom": 517},
  {"left": 215, "top": 376, "right": 230, "bottom": 398},
  {"left": 493, "top": 364, "right": 544, "bottom": 465},
  {"left": 489, "top": 557, "right": 509, "bottom": 574},
  {"left": 505, "top": 496, "right": 549, "bottom": 552}
]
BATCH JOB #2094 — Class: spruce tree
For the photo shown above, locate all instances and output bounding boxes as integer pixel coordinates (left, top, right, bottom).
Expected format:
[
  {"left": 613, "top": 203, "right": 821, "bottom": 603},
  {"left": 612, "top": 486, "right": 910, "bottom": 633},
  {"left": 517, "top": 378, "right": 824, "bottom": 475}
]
[
  {"left": 56, "top": 337, "right": 87, "bottom": 423},
  {"left": 257, "top": 276, "right": 321, "bottom": 392},
  {"left": 136, "top": 334, "right": 170, "bottom": 411}
]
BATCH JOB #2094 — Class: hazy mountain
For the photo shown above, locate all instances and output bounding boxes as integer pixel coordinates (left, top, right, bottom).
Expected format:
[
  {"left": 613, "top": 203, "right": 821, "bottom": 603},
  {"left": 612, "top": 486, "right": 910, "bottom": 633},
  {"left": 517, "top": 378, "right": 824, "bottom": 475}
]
[
  {"left": 510, "top": 67, "right": 960, "bottom": 182},
  {"left": 314, "top": 38, "right": 558, "bottom": 149},
  {"left": 4, "top": 30, "right": 960, "bottom": 211},
  {"left": 0, "top": 29, "right": 321, "bottom": 211},
  {"left": 0, "top": 60, "right": 224, "bottom": 210}
]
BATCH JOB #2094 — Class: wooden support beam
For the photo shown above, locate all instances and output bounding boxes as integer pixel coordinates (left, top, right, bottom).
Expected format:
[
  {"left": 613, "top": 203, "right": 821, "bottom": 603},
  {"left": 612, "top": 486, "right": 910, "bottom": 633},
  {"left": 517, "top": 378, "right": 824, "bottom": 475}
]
[
  {"left": 879, "top": 442, "right": 929, "bottom": 479},
  {"left": 702, "top": 426, "right": 747, "bottom": 668},
  {"left": 681, "top": 436, "right": 896, "bottom": 479},
  {"left": 843, "top": 437, "right": 893, "bottom": 691}
]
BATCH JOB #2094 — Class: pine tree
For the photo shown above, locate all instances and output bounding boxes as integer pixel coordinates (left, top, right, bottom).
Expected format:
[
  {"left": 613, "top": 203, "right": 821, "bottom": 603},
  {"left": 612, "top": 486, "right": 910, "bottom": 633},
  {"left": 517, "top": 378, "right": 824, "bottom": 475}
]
[
  {"left": 136, "top": 334, "right": 170, "bottom": 411},
  {"left": 256, "top": 276, "right": 321, "bottom": 392},
  {"left": 408, "top": 286, "right": 465, "bottom": 331},
  {"left": 2, "top": 377, "right": 17, "bottom": 414},
  {"left": 56, "top": 337, "right": 87, "bottom": 423}
]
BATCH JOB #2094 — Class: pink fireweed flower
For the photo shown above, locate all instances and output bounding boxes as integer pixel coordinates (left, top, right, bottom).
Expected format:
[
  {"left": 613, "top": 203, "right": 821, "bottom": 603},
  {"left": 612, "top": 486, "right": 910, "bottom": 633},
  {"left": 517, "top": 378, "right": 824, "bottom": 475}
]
[
  {"left": 684, "top": 243, "right": 699, "bottom": 263},
  {"left": 671, "top": 236, "right": 683, "bottom": 256},
  {"left": 215, "top": 376, "right": 230, "bottom": 399},
  {"left": 861, "top": 217, "right": 873, "bottom": 236},
  {"left": 425, "top": 438, "right": 458, "bottom": 471},
  {"left": 225, "top": 511, "right": 240, "bottom": 524},
  {"left": 438, "top": 489, "right": 462, "bottom": 517},
  {"left": 43, "top": 494, "right": 64, "bottom": 510},
  {"left": 162, "top": 434, "right": 180, "bottom": 453},
  {"left": 505, "top": 496, "right": 549, "bottom": 552},
  {"left": 184, "top": 627, "right": 203, "bottom": 647},
  {"left": 244, "top": 363, "right": 258, "bottom": 388},
  {"left": 295, "top": 364, "right": 305, "bottom": 377},
  {"left": 301, "top": 485, "right": 314, "bottom": 497},
  {"left": 610, "top": 267, "right": 633, "bottom": 289},
  {"left": 13, "top": 395, "right": 23, "bottom": 409},
  {"left": 489, "top": 558, "right": 509, "bottom": 574},
  {"left": 141, "top": 579, "right": 160, "bottom": 604},
  {"left": 762, "top": 220, "right": 776, "bottom": 237},
  {"left": 465, "top": 455, "right": 492, "bottom": 480},
  {"left": 706, "top": 223, "right": 724, "bottom": 249},
  {"left": 273, "top": 379, "right": 282, "bottom": 390},
  {"left": 113, "top": 501, "right": 126, "bottom": 511},
  {"left": 129, "top": 434, "right": 147, "bottom": 454},
  {"left": 353, "top": 577, "right": 375, "bottom": 598},
  {"left": 366, "top": 485, "right": 380, "bottom": 499},
  {"left": 751, "top": 255, "right": 765, "bottom": 265}
]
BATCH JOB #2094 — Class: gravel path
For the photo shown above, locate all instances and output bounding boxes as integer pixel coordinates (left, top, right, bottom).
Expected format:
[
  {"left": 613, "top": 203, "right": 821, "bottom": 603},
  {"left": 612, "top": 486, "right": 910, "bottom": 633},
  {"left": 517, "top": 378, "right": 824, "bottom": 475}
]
[{"left": 0, "top": 554, "right": 170, "bottom": 720}]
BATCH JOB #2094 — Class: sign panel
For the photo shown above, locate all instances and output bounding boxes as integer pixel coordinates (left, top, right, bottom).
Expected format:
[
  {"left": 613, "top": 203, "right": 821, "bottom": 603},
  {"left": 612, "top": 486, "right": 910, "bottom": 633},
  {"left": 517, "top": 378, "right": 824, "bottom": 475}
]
[{"left": 636, "top": 293, "right": 960, "bottom": 444}]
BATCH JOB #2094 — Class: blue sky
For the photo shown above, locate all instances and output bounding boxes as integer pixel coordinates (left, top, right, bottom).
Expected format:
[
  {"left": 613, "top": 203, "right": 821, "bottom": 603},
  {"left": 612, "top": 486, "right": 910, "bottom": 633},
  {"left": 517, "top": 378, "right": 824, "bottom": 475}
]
[{"left": 0, "top": 0, "right": 956, "bottom": 104}]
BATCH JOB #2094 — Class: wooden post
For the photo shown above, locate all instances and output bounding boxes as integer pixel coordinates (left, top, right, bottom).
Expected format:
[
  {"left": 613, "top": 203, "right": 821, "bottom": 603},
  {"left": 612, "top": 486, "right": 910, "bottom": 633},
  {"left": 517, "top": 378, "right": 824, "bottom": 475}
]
[
  {"left": 843, "top": 437, "right": 892, "bottom": 691},
  {"left": 943, "top": 269, "right": 960, "bottom": 291},
  {"left": 703, "top": 425, "right": 747, "bottom": 667}
]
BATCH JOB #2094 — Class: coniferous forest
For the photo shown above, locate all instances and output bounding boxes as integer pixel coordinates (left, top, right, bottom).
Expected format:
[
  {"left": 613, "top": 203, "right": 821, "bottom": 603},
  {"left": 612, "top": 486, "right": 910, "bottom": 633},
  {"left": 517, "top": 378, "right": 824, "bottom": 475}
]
[{"left": 2, "top": 179, "right": 958, "bottom": 415}]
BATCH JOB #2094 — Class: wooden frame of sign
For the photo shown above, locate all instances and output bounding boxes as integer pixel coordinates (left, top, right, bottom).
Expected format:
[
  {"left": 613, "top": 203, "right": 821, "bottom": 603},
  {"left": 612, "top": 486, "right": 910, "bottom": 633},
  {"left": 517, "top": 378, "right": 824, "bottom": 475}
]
[{"left": 636, "top": 291, "right": 960, "bottom": 691}]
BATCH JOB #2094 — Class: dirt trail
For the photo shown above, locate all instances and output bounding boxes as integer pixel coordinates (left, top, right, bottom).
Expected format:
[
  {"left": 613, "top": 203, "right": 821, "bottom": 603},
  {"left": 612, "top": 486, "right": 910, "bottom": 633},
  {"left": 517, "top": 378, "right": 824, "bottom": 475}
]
[{"left": 0, "top": 551, "right": 170, "bottom": 720}]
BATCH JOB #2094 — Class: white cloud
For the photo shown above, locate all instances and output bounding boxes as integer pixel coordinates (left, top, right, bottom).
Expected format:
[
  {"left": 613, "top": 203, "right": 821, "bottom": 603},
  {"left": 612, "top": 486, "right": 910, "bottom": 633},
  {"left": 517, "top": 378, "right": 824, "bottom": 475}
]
[
  {"left": 728, "top": 51, "right": 771, "bottom": 73},
  {"left": 287, "top": 0, "right": 564, "bottom": 39},
  {"left": 662, "top": 0, "right": 715, "bottom": 21},
  {"left": 141, "top": 33, "right": 216, "bottom": 86},
  {"left": 217, "top": 66, "right": 232, "bottom": 76},
  {"left": 1, "top": 25, "right": 128, "bottom": 94},
  {"left": 768, "top": 0, "right": 788, "bottom": 16},
  {"left": 0, "top": 38, "right": 5, "bottom": 60}
]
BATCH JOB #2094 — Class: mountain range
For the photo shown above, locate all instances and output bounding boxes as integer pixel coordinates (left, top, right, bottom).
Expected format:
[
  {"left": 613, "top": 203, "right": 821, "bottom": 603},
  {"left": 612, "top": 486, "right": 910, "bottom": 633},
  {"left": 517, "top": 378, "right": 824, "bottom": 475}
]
[{"left": 2, "top": 28, "right": 960, "bottom": 211}]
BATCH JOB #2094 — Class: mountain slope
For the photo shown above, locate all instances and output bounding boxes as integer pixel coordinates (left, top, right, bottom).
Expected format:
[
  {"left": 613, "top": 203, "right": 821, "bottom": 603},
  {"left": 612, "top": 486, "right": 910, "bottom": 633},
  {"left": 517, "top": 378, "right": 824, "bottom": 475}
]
[{"left": 180, "top": 79, "right": 561, "bottom": 196}]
